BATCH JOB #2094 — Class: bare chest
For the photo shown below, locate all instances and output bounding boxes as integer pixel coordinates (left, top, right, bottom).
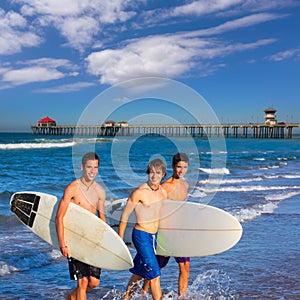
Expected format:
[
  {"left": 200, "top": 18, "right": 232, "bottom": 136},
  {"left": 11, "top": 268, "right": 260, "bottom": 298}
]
[{"left": 72, "top": 188, "right": 99, "bottom": 214}]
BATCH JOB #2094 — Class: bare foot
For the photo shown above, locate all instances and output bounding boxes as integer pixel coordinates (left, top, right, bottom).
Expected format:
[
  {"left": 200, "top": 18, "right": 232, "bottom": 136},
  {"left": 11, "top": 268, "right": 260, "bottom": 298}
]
[
  {"left": 63, "top": 293, "right": 71, "bottom": 300},
  {"left": 64, "top": 289, "right": 76, "bottom": 300}
]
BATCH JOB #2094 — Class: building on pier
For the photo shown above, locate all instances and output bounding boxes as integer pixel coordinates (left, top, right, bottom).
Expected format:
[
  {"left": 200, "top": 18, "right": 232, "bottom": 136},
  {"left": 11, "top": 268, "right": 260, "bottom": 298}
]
[
  {"left": 264, "top": 107, "right": 277, "bottom": 125},
  {"left": 31, "top": 109, "right": 299, "bottom": 139},
  {"left": 37, "top": 116, "right": 56, "bottom": 127}
]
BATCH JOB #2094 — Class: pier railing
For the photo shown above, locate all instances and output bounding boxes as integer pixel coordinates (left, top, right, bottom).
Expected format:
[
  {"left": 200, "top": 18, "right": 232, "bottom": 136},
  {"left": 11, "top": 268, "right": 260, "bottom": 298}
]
[{"left": 30, "top": 123, "right": 300, "bottom": 139}]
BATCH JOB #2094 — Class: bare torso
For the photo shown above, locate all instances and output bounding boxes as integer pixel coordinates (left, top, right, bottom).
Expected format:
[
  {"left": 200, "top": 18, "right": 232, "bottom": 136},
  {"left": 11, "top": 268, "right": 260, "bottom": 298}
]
[
  {"left": 71, "top": 179, "right": 101, "bottom": 213},
  {"left": 162, "top": 177, "right": 189, "bottom": 201},
  {"left": 132, "top": 183, "right": 167, "bottom": 234}
]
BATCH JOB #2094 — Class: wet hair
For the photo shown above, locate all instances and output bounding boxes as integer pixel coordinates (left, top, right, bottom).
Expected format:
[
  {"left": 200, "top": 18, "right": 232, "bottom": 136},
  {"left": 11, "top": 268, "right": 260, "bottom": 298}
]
[
  {"left": 146, "top": 158, "right": 167, "bottom": 177},
  {"left": 82, "top": 152, "right": 100, "bottom": 166},
  {"left": 172, "top": 152, "right": 189, "bottom": 166}
]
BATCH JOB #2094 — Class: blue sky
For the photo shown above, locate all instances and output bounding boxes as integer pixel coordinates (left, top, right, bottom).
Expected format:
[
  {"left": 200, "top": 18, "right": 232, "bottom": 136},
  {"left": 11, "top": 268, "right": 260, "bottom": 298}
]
[{"left": 0, "top": 0, "right": 300, "bottom": 132}]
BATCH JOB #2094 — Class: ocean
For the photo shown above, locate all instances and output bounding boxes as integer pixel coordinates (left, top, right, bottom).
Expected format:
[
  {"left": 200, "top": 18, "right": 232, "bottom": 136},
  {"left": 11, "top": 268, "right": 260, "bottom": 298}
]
[{"left": 0, "top": 132, "right": 299, "bottom": 299}]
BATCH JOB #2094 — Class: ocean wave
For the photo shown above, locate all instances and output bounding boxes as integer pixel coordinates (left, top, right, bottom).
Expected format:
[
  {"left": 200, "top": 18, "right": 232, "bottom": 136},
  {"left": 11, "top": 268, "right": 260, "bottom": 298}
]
[
  {"left": 198, "top": 167, "right": 230, "bottom": 175},
  {"left": 277, "top": 156, "right": 297, "bottom": 161},
  {"left": 0, "top": 249, "right": 61, "bottom": 277},
  {"left": 188, "top": 190, "right": 208, "bottom": 198},
  {"left": 198, "top": 177, "right": 263, "bottom": 185},
  {"left": 264, "top": 174, "right": 300, "bottom": 179},
  {"left": 265, "top": 191, "right": 300, "bottom": 202},
  {"left": 222, "top": 189, "right": 300, "bottom": 223},
  {"left": 232, "top": 201, "right": 278, "bottom": 223},
  {"left": 0, "top": 141, "right": 76, "bottom": 150},
  {"left": 259, "top": 165, "right": 280, "bottom": 170},
  {"left": 0, "top": 261, "right": 18, "bottom": 276},
  {"left": 196, "top": 185, "right": 300, "bottom": 193}
]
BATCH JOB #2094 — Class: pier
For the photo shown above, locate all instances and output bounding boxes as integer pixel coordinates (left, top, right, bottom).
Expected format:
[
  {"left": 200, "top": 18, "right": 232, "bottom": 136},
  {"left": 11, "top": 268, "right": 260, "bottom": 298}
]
[{"left": 30, "top": 123, "right": 300, "bottom": 139}]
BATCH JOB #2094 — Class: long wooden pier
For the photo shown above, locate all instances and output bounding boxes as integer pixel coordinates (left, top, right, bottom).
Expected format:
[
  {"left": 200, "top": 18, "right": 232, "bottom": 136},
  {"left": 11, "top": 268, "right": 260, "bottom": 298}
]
[{"left": 30, "top": 123, "right": 300, "bottom": 139}]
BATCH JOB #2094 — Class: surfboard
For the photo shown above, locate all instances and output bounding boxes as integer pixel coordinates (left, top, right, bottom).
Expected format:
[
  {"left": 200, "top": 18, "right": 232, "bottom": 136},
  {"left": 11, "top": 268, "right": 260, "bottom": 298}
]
[
  {"left": 10, "top": 191, "right": 133, "bottom": 270},
  {"left": 107, "top": 199, "right": 243, "bottom": 257}
]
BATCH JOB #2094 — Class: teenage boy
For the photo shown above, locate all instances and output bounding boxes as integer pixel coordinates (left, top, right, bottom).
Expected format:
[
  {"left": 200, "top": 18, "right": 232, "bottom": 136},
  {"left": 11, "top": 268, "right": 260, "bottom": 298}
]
[
  {"left": 143, "top": 153, "right": 190, "bottom": 297},
  {"left": 119, "top": 158, "right": 167, "bottom": 300},
  {"left": 56, "top": 152, "right": 106, "bottom": 300}
]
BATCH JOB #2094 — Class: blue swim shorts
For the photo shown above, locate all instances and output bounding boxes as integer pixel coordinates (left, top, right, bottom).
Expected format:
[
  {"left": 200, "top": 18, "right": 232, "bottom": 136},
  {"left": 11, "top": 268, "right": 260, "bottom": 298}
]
[
  {"left": 130, "top": 228, "right": 161, "bottom": 280},
  {"left": 156, "top": 255, "right": 190, "bottom": 268}
]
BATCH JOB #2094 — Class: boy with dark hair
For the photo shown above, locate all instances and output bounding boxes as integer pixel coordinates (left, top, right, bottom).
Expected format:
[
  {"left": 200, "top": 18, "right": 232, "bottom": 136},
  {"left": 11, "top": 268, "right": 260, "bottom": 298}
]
[{"left": 56, "top": 152, "right": 106, "bottom": 300}]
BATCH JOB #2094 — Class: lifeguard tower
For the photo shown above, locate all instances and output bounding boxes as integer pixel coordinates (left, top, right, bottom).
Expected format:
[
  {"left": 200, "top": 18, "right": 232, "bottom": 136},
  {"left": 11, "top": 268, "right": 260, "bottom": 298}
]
[{"left": 264, "top": 108, "right": 277, "bottom": 126}]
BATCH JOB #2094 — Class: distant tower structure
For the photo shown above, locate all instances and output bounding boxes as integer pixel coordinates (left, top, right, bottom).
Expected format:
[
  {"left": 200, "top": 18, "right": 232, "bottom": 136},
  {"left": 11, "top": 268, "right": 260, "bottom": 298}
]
[
  {"left": 264, "top": 107, "right": 277, "bottom": 125},
  {"left": 37, "top": 116, "right": 56, "bottom": 127}
]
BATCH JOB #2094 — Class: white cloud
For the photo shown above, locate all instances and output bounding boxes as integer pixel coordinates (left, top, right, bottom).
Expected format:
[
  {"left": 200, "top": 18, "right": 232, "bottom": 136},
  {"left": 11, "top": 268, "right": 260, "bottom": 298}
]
[
  {"left": 1, "top": 0, "right": 297, "bottom": 90},
  {"left": 139, "top": 0, "right": 295, "bottom": 27},
  {"left": 34, "top": 81, "right": 95, "bottom": 93},
  {"left": 6, "top": 0, "right": 296, "bottom": 55},
  {"left": 15, "top": 0, "right": 136, "bottom": 51},
  {"left": 19, "top": 57, "right": 77, "bottom": 69},
  {"left": 2, "top": 67, "right": 64, "bottom": 84},
  {"left": 171, "top": 0, "right": 243, "bottom": 17},
  {"left": 85, "top": 35, "right": 196, "bottom": 85},
  {"left": 83, "top": 9, "right": 285, "bottom": 86},
  {"left": 85, "top": 28, "right": 276, "bottom": 85},
  {"left": 0, "top": 8, "right": 41, "bottom": 54},
  {"left": 19, "top": 0, "right": 90, "bottom": 16},
  {"left": 239, "top": 0, "right": 297, "bottom": 12},
  {"left": 55, "top": 16, "right": 99, "bottom": 51},
  {"left": 266, "top": 48, "right": 300, "bottom": 61},
  {"left": 1, "top": 57, "right": 78, "bottom": 85},
  {"left": 184, "top": 13, "right": 288, "bottom": 37}
]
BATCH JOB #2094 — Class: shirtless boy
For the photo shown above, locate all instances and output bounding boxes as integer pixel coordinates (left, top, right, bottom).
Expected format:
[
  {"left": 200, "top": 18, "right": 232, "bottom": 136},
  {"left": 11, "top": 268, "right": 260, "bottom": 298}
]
[
  {"left": 143, "top": 152, "right": 190, "bottom": 297},
  {"left": 118, "top": 158, "right": 167, "bottom": 300},
  {"left": 56, "top": 152, "right": 106, "bottom": 300}
]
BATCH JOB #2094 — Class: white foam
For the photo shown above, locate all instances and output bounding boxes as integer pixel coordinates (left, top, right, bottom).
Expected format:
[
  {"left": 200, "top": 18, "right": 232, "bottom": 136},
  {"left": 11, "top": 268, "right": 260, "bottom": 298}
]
[
  {"left": 265, "top": 191, "right": 300, "bottom": 202},
  {"left": 264, "top": 174, "right": 300, "bottom": 179},
  {"left": 189, "top": 190, "right": 208, "bottom": 198},
  {"left": 186, "top": 270, "right": 236, "bottom": 298},
  {"left": 49, "top": 249, "right": 62, "bottom": 260},
  {"left": 277, "top": 156, "right": 296, "bottom": 160},
  {"left": 0, "top": 142, "right": 76, "bottom": 150},
  {"left": 259, "top": 165, "right": 280, "bottom": 170},
  {"left": 0, "top": 261, "right": 18, "bottom": 276},
  {"left": 198, "top": 177, "right": 263, "bottom": 185},
  {"left": 197, "top": 185, "right": 300, "bottom": 193},
  {"left": 199, "top": 167, "right": 230, "bottom": 175},
  {"left": 232, "top": 201, "right": 278, "bottom": 223}
]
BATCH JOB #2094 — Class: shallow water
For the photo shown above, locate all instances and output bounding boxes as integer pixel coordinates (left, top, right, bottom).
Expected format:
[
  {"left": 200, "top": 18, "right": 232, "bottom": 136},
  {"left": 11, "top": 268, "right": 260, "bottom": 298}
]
[{"left": 0, "top": 133, "right": 299, "bottom": 299}]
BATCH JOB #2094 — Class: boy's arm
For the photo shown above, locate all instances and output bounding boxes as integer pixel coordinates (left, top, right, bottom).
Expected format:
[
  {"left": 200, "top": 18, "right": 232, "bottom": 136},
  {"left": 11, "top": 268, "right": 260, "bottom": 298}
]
[
  {"left": 55, "top": 183, "right": 74, "bottom": 257},
  {"left": 118, "top": 190, "right": 140, "bottom": 239}
]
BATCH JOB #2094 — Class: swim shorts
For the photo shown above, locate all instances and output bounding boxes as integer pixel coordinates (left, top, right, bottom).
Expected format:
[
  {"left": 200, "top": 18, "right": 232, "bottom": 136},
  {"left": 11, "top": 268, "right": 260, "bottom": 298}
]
[
  {"left": 129, "top": 228, "right": 161, "bottom": 280},
  {"left": 68, "top": 257, "right": 101, "bottom": 280},
  {"left": 156, "top": 255, "right": 190, "bottom": 268}
]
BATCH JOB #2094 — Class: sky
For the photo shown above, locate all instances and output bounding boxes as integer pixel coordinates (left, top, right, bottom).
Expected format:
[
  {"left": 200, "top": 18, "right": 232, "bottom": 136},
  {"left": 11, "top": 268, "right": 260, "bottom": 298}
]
[{"left": 0, "top": 0, "right": 300, "bottom": 132}]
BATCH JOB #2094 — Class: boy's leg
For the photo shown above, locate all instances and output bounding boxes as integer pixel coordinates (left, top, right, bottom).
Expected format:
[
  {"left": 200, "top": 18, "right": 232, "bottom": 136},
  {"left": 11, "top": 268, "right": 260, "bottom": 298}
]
[
  {"left": 178, "top": 261, "right": 190, "bottom": 297},
  {"left": 149, "top": 276, "right": 162, "bottom": 300}
]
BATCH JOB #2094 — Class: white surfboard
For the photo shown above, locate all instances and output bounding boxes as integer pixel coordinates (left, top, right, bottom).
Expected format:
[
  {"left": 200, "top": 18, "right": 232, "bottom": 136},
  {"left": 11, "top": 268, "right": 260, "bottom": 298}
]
[
  {"left": 10, "top": 191, "right": 133, "bottom": 270},
  {"left": 107, "top": 199, "right": 243, "bottom": 257}
]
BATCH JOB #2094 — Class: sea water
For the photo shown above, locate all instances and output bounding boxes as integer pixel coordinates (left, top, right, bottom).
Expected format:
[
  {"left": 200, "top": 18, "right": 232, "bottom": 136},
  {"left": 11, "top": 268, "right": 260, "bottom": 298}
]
[{"left": 0, "top": 133, "right": 299, "bottom": 299}]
